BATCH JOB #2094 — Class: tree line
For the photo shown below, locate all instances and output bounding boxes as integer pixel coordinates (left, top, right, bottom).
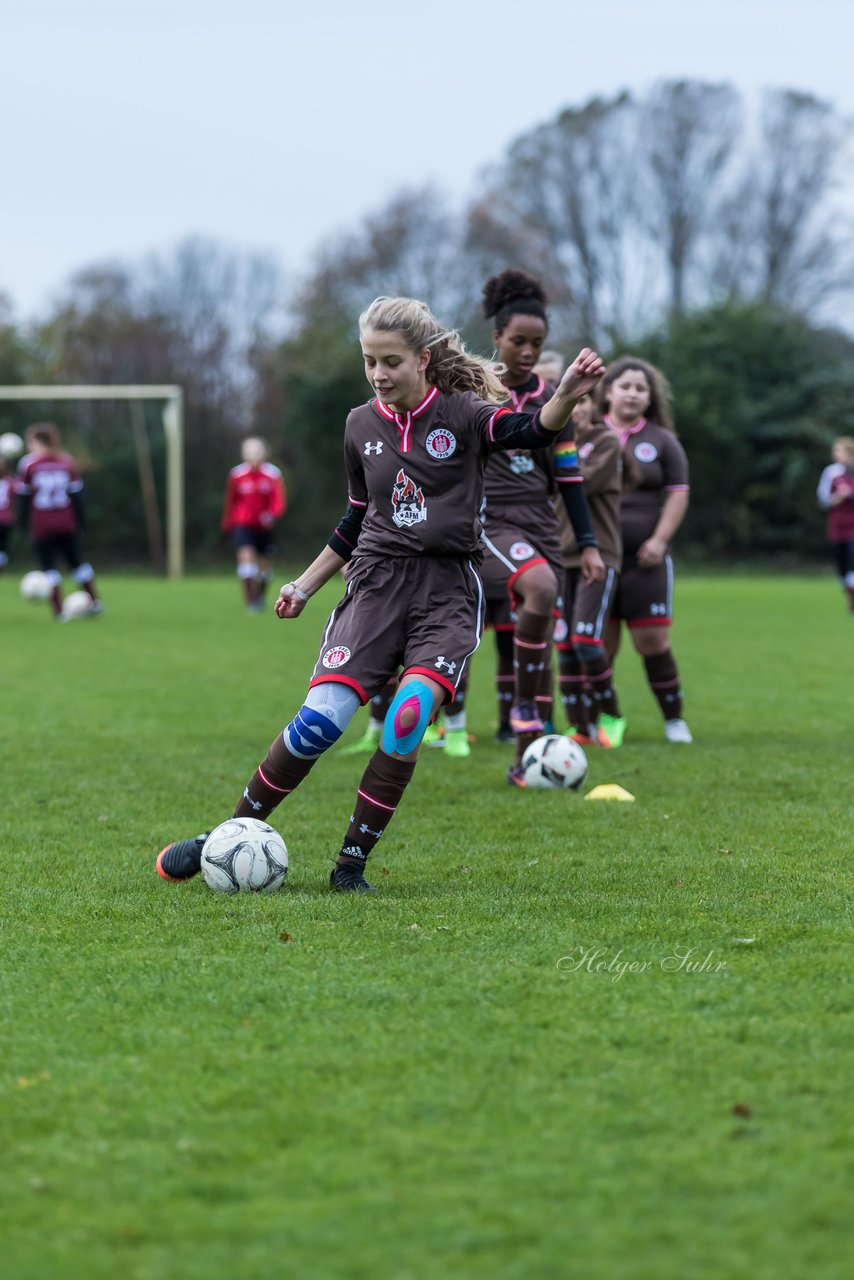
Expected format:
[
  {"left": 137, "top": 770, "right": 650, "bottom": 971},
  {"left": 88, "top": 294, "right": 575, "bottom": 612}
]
[{"left": 1, "top": 80, "right": 852, "bottom": 566}]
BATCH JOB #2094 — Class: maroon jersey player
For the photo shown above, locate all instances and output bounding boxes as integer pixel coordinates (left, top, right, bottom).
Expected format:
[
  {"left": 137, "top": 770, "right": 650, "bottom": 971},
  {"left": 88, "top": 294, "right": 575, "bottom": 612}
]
[
  {"left": 817, "top": 436, "right": 854, "bottom": 612},
  {"left": 17, "top": 423, "right": 103, "bottom": 619},
  {"left": 596, "top": 357, "right": 691, "bottom": 743},
  {"left": 221, "top": 437, "right": 287, "bottom": 612},
  {"left": 478, "top": 270, "right": 604, "bottom": 783},
  {"left": 155, "top": 295, "right": 604, "bottom": 892}
]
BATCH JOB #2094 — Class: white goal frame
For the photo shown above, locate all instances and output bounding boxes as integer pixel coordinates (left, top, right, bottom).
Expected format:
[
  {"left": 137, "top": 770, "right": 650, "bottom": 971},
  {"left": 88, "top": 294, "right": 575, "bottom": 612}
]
[{"left": 0, "top": 385, "right": 184, "bottom": 577}]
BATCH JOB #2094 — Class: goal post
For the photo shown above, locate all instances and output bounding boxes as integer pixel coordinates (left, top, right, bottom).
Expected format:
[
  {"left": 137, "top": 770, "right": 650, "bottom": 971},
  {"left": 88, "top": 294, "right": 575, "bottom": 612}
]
[{"left": 0, "top": 385, "right": 184, "bottom": 577}]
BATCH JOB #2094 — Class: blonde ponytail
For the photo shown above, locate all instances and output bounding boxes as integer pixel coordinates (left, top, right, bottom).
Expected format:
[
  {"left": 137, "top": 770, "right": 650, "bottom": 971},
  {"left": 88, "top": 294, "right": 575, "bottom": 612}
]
[{"left": 359, "top": 296, "right": 508, "bottom": 403}]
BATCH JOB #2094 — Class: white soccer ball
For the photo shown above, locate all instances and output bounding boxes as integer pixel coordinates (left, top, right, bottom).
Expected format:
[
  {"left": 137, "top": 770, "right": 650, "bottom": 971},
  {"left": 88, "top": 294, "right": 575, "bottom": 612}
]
[
  {"left": 62, "top": 590, "right": 95, "bottom": 618},
  {"left": 200, "top": 817, "right": 288, "bottom": 893},
  {"left": 20, "top": 570, "right": 52, "bottom": 601},
  {"left": 521, "top": 734, "right": 588, "bottom": 790},
  {"left": 0, "top": 431, "right": 24, "bottom": 459}
]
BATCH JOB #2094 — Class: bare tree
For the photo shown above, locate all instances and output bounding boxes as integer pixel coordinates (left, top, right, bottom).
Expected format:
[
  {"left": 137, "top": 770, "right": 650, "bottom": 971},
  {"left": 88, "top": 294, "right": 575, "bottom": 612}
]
[
  {"left": 468, "top": 93, "right": 645, "bottom": 347},
  {"left": 641, "top": 80, "right": 742, "bottom": 317},
  {"left": 297, "top": 187, "right": 477, "bottom": 329},
  {"left": 753, "top": 89, "right": 853, "bottom": 312}
]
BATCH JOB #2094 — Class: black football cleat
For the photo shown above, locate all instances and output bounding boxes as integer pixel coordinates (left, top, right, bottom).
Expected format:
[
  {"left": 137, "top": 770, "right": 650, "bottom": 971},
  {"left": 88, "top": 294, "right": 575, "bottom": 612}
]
[
  {"left": 495, "top": 725, "right": 515, "bottom": 744},
  {"left": 155, "top": 833, "right": 208, "bottom": 882},
  {"left": 329, "top": 864, "right": 377, "bottom": 893}
]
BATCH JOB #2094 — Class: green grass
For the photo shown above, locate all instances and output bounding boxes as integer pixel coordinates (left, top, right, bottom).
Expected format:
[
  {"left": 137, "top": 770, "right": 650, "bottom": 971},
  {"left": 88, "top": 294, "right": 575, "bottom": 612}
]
[{"left": 1, "top": 572, "right": 851, "bottom": 1280}]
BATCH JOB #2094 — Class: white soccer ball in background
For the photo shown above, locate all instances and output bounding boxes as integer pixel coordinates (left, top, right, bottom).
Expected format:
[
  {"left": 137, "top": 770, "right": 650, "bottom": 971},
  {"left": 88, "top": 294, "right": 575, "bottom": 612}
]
[
  {"left": 521, "top": 734, "right": 588, "bottom": 790},
  {"left": 62, "top": 590, "right": 95, "bottom": 618},
  {"left": 200, "top": 817, "right": 289, "bottom": 893},
  {"left": 20, "top": 570, "right": 52, "bottom": 602},
  {"left": 0, "top": 432, "right": 24, "bottom": 459}
]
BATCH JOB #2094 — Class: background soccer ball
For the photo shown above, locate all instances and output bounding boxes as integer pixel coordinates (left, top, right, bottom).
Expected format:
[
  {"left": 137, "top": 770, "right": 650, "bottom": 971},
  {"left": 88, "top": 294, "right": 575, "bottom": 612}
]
[
  {"left": 62, "top": 590, "right": 95, "bottom": 618},
  {"left": 200, "top": 817, "right": 288, "bottom": 893},
  {"left": 0, "top": 432, "right": 24, "bottom": 459},
  {"left": 20, "top": 570, "right": 52, "bottom": 602},
  {"left": 521, "top": 734, "right": 588, "bottom": 790}
]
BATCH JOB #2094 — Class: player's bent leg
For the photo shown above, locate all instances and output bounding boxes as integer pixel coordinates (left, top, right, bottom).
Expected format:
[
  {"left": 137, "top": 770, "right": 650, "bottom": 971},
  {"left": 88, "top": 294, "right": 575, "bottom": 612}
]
[
  {"left": 239, "top": 681, "right": 362, "bottom": 816},
  {"left": 155, "top": 682, "right": 362, "bottom": 883},
  {"left": 332, "top": 674, "right": 445, "bottom": 891},
  {"left": 381, "top": 677, "right": 439, "bottom": 757}
]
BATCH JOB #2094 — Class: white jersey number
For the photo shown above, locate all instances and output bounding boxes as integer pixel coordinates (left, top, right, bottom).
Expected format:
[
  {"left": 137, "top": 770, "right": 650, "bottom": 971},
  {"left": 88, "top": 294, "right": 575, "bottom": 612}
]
[{"left": 32, "top": 469, "right": 70, "bottom": 510}]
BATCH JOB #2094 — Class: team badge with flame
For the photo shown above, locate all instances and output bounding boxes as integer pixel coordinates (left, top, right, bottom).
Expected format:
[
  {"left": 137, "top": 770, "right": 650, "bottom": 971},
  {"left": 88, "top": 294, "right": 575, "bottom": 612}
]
[{"left": 391, "top": 469, "right": 427, "bottom": 528}]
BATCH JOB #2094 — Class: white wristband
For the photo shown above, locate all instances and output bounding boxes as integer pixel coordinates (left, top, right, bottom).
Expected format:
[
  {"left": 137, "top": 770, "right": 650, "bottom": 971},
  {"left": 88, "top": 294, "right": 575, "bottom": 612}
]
[{"left": 284, "top": 581, "right": 308, "bottom": 602}]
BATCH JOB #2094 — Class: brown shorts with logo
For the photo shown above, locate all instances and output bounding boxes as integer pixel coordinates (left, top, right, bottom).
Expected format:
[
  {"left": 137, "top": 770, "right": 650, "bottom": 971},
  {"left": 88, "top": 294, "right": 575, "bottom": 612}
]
[
  {"left": 479, "top": 522, "right": 564, "bottom": 619},
  {"left": 309, "top": 554, "right": 485, "bottom": 704},
  {"left": 554, "top": 566, "right": 620, "bottom": 651},
  {"left": 609, "top": 553, "right": 674, "bottom": 628}
]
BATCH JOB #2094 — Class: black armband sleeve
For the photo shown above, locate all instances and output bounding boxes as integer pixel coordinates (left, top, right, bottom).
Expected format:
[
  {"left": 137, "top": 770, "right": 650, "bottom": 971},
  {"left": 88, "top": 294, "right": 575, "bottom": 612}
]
[
  {"left": 558, "top": 482, "right": 597, "bottom": 549},
  {"left": 489, "top": 408, "right": 556, "bottom": 451},
  {"left": 327, "top": 503, "right": 367, "bottom": 561}
]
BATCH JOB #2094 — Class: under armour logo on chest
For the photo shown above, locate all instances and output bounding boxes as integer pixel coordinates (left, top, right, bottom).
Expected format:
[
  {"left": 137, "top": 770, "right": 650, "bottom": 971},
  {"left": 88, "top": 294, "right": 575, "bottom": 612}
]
[{"left": 364, "top": 441, "right": 384, "bottom": 455}]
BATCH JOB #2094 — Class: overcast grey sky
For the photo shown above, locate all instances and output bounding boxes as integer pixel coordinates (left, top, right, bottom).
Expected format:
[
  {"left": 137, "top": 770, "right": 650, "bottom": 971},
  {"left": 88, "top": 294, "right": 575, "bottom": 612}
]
[{"left": 3, "top": 0, "right": 852, "bottom": 317}]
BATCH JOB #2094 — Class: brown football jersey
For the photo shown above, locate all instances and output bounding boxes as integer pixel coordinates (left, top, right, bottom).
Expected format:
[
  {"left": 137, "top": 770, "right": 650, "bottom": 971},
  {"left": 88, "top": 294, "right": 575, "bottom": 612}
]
[
  {"left": 342, "top": 387, "right": 528, "bottom": 561},
  {"left": 605, "top": 418, "right": 689, "bottom": 554},
  {"left": 482, "top": 376, "right": 555, "bottom": 518}
]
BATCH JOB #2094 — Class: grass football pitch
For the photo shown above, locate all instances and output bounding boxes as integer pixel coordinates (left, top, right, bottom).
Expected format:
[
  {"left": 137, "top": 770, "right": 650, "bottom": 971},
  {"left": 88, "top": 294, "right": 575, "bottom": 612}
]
[{"left": 2, "top": 572, "right": 851, "bottom": 1280}]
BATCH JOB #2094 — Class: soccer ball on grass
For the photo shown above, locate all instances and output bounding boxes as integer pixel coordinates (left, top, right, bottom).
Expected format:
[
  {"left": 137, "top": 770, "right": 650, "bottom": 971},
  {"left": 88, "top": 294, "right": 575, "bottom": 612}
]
[
  {"left": 62, "top": 590, "right": 95, "bottom": 618},
  {"left": 20, "top": 570, "right": 52, "bottom": 602},
  {"left": 521, "top": 734, "right": 588, "bottom": 790},
  {"left": 200, "top": 817, "right": 288, "bottom": 893}
]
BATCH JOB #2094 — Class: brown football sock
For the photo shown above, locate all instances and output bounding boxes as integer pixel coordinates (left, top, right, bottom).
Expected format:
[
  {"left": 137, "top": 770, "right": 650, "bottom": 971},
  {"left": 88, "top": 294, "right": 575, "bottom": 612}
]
[
  {"left": 558, "top": 648, "right": 589, "bottom": 733},
  {"left": 585, "top": 653, "right": 622, "bottom": 719},
  {"left": 513, "top": 614, "right": 551, "bottom": 705},
  {"left": 337, "top": 750, "right": 417, "bottom": 868},
  {"left": 234, "top": 733, "right": 317, "bottom": 819},
  {"left": 643, "top": 649, "right": 683, "bottom": 721}
]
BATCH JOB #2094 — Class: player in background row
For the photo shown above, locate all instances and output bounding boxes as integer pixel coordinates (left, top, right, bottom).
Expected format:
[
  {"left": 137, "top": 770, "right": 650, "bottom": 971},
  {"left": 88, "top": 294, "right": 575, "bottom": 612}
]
[
  {"left": 597, "top": 357, "right": 692, "bottom": 744},
  {"left": 554, "top": 391, "right": 627, "bottom": 748},
  {"left": 0, "top": 454, "right": 16, "bottom": 574},
  {"left": 17, "top": 423, "right": 103, "bottom": 619},
  {"left": 156, "top": 295, "right": 605, "bottom": 891},
  {"left": 221, "top": 437, "right": 287, "bottom": 613},
  {"left": 816, "top": 436, "right": 854, "bottom": 612},
  {"left": 478, "top": 271, "right": 604, "bottom": 783}
]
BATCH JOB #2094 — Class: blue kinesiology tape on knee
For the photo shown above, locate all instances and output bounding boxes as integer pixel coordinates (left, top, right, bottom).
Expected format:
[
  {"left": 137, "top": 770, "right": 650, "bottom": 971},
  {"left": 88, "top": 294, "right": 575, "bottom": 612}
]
[
  {"left": 286, "top": 706, "right": 344, "bottom": 758},
  {"left": 382, "top": 680, "right": 435, "bottom": 756},
  {"left": 285, "top": 683, "right": 360, "bottom": 759}
]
